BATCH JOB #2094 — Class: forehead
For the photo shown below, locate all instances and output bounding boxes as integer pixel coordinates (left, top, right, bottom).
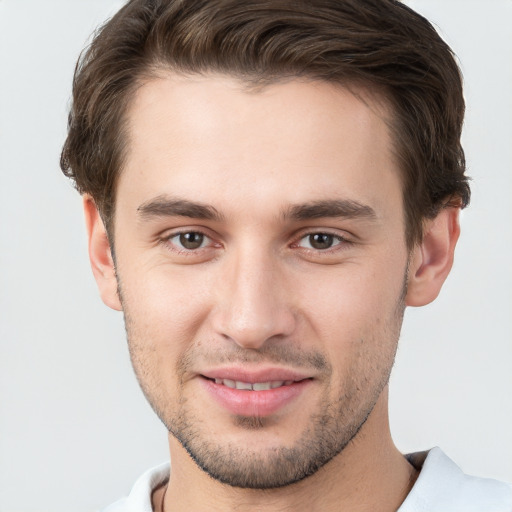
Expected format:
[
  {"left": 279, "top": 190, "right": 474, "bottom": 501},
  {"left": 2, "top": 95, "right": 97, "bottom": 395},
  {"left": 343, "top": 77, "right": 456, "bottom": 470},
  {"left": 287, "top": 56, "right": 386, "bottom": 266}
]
[{"left": 117, "top": 74, "right": 402, "bottom": 226}]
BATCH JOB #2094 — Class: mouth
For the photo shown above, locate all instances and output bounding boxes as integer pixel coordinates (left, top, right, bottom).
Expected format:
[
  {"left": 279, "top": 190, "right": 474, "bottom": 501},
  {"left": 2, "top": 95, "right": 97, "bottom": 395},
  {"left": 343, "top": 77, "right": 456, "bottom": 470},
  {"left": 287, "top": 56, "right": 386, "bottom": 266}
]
[
  {"left": 199, "top": 369, "right": 314, "bottom": 417},
  {"left": 203, "top": 377, "right": 304, "bottom": 391}
]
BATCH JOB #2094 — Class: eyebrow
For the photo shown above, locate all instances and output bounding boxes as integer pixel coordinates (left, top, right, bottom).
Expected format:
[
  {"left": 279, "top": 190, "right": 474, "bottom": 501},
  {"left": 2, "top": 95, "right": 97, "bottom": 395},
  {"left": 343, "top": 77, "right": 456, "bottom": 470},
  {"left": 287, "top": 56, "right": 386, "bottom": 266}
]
[
  {"left": 283, "top": 199, "right": 377, "bottom": 222},
  {"left": 136, "top": 196, "right": 377, "bottom": 223},
  {"left": 137, "top": 196, "right": 224, "bottom": 222}
]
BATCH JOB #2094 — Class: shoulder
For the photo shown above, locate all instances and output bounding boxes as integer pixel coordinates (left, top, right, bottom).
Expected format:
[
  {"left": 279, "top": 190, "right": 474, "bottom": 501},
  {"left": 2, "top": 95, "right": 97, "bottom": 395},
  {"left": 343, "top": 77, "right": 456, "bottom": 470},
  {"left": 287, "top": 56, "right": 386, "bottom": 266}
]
[
  {"left": 99, "top": 462, "right": 170, "bottom": 512},
  {"left": 400, "top": 447, "right": 512, "bottom": 512}
]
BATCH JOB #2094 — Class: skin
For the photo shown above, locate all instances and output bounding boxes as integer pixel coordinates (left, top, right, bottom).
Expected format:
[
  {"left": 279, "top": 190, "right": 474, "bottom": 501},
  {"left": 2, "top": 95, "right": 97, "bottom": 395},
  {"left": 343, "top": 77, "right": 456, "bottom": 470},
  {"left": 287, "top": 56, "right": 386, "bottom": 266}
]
[{"left": 85, "top": 75, "right": 460, "bottom": 511}]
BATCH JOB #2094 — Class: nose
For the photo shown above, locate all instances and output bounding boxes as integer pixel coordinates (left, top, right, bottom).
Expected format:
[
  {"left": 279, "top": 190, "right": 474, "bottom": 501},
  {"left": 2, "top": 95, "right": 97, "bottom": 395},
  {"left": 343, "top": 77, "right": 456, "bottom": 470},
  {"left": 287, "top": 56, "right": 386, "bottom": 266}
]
[{"left": 211, "top": 248, "right": 296, "bottom": 350}]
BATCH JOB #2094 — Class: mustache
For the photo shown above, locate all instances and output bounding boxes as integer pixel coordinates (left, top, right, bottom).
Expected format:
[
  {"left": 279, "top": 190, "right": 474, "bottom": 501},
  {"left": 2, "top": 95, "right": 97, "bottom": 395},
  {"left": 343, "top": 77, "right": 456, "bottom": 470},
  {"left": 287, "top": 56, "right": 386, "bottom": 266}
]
[{"left": 179, "top": 342, "right": 331, "bottom": 374}]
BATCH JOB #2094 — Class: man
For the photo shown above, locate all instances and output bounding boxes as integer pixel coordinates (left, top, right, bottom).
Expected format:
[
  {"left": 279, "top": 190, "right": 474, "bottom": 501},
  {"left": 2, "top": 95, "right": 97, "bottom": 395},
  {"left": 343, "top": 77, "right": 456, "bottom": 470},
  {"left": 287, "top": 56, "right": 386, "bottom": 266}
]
[{"left": 60, "top": 0, "right": 511, "bottom": 510}]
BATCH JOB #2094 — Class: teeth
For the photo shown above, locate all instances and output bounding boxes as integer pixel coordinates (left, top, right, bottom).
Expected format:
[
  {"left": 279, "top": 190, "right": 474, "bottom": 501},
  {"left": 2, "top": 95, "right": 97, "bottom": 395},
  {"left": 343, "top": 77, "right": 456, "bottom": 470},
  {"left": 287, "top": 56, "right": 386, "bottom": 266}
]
[
  {"left": 252, "top": 382, "right": 272, "bottom": 391},
  {"left": 235, "top": 381, "right": 252, "bottom": 390},
  {"left": 213, "top": 379, "right": 292, "bottom": 391},
  {"left": 223, "top": 379, "right": 236, "bottom": 389}
]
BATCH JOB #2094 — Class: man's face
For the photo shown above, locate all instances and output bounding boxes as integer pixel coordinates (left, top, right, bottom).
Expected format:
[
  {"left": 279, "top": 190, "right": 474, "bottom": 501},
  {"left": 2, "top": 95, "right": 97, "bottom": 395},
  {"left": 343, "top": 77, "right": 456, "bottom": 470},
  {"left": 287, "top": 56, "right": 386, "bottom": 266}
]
[{"left": 112, "top": 75, "right": 409, "bottom": 488}]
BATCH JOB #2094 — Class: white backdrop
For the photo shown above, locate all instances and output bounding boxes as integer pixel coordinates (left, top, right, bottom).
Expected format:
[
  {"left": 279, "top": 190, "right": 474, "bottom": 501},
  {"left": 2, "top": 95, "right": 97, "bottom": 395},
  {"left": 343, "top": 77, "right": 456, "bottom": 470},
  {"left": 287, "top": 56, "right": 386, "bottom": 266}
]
[{"left": 0, "top": 1, "right": 510, "bottom": 510}]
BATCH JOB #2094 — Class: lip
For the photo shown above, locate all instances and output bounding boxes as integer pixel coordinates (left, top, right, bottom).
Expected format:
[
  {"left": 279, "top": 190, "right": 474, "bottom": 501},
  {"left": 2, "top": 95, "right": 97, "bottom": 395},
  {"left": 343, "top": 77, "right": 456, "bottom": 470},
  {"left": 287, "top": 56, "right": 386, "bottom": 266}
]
[
  {"left": 199, "top": 367, "right": 313, "bottom": 417},
  {"left": 200, "top": 367, "right": 311, "bottom": 383}
]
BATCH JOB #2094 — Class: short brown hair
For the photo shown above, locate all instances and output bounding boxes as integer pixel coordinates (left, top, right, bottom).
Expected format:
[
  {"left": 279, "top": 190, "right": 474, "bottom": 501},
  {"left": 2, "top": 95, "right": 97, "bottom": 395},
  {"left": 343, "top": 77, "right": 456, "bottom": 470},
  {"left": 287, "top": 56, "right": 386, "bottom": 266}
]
[{"left": 60, "top": 0, "right": 470, "bottom": 247}]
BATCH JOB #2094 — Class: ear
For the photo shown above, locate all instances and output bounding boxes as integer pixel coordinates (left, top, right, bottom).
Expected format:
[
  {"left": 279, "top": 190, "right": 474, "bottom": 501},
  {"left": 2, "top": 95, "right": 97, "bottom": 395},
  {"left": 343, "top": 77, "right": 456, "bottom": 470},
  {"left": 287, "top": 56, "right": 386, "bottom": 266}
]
[
  {"left": 405, "top": 207, "right": 461, "bottom": 307},
  {"left": 83, "top": 195, "right": 122, "bottom": 311}
]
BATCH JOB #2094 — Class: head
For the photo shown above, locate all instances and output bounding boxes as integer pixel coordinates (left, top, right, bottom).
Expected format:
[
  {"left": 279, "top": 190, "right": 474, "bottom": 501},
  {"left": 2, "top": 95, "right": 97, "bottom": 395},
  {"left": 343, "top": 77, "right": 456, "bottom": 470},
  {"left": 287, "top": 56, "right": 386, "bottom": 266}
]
[
  {"left": 61, "top": 0, "right": 469, "bottom": 249},
  {"left": 61, "top": 0, "right": 469, "bottom": 490}
]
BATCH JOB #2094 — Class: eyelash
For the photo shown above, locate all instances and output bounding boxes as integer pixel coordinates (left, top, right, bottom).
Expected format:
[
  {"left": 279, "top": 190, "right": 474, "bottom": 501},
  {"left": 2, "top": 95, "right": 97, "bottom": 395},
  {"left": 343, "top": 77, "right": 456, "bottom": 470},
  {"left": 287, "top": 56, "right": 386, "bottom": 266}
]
[
  {"left": 159, "top": 230, "right": 218, "bottom": 255},
  {"left": 293, "top": 231, "right": 352, "bottom": 252},
  {"left": 159, "top": 229, "right": 353, "bottom": 255}
]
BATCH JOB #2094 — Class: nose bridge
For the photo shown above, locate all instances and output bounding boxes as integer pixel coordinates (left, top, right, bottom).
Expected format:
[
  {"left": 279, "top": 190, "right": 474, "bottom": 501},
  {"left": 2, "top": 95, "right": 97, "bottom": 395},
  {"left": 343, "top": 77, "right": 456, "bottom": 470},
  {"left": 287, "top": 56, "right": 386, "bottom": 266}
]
[{"left": 213, "top": 241, "right": 295, "bottom": 349}]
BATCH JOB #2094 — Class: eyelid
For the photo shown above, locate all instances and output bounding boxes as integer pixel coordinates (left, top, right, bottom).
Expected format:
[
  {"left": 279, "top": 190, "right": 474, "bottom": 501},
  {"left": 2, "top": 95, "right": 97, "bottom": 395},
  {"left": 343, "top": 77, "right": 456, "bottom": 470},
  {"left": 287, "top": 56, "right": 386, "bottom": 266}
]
[
  {"left": 291, "top": 228, "right": 354, "bottom": 254},
  {"left": 298, "top": 234, "right": 343, "bottom": 248},
  {"left": 157, "top": 226, "right": 354, "bottom": 255},
  {"left": 293, "top": 228, "right": 352, "bottom": 243},
  {"left": 159, "top": 227, "right": 220, "bottom": 253}
]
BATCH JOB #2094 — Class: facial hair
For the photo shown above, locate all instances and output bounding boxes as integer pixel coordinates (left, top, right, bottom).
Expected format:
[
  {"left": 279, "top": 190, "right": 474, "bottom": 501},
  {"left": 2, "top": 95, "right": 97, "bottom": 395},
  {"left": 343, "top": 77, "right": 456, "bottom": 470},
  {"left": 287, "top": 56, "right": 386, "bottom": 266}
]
[{"left": 120, "top": 270, "right": 408, "bottom": 489}]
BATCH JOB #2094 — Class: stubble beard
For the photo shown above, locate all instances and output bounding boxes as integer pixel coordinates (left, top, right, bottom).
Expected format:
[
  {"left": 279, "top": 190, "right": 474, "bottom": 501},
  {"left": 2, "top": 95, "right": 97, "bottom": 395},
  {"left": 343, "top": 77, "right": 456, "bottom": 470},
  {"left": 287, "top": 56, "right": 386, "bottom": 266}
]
[
  {"left": 166, "top": 379, "right": 376, "bottom": 489},
  {"left": 120, "top": 273, "right": 408, "bottom": 490}
]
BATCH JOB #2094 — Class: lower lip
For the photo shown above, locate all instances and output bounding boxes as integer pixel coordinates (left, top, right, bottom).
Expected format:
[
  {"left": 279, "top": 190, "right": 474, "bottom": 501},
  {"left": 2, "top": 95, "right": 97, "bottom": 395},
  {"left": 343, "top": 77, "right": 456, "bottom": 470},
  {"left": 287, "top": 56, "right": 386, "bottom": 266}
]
[{"left": 200, "top": 378, "right": 311, "bottom": 417}]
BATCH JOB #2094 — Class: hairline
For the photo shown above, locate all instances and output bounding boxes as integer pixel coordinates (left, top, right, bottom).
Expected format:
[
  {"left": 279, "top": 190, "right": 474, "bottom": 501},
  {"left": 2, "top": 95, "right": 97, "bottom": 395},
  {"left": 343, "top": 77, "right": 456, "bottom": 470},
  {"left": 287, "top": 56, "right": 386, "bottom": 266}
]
[{"left": 105, "top": 68, "right": 416, "bottom": 249}]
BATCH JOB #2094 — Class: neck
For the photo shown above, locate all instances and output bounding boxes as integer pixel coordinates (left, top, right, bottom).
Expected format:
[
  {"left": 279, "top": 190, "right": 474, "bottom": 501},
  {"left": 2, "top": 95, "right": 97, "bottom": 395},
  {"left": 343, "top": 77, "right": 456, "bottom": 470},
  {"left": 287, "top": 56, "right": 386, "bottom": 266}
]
[{"left": 157, "top": 388, "right": 418, "bottom": 512}]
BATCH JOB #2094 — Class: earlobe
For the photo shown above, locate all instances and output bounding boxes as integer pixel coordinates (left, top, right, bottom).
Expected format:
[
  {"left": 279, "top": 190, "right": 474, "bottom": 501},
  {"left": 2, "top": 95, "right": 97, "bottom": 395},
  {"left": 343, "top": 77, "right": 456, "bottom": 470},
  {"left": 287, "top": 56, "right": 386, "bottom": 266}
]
[
  {"left": 405, "top": 207, "right": 461, "bottom": 307},
  {"left": 83, "top": 195, "right": 122, "bottom": 311}
]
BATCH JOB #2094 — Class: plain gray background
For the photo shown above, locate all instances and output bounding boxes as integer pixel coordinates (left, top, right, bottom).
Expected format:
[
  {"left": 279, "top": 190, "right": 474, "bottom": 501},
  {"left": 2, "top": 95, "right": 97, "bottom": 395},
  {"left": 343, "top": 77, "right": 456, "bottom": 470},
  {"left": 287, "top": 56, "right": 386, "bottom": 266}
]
[{"left": 0, "top": 1, "right": 511, "bottom": 510}]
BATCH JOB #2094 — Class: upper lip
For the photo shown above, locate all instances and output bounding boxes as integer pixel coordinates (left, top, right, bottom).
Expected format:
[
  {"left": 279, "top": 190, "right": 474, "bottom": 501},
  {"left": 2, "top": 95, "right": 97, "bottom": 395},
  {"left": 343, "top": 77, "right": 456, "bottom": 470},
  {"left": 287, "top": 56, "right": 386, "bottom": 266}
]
[{"left": 200, "top": 367, "right": 312, "bottom": 383}]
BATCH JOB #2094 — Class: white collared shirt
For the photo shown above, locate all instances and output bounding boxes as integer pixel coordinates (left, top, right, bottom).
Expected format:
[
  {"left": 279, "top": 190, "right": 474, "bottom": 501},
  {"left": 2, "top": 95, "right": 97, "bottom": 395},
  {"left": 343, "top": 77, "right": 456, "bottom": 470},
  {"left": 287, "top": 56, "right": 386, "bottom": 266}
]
[{"left": 101, "top": 447, "right": 512, "bottom": 512}]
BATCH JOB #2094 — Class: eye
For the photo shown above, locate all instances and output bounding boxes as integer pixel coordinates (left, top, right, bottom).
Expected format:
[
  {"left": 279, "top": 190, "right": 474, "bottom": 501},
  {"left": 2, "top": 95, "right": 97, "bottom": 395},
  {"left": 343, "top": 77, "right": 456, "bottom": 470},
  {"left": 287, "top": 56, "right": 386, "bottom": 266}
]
[
  {"left": 169, "top": 231, "right": 211, "bottom": 250},
  {"left": 297, "top": 233, "right": 344, "bottom": 250}
]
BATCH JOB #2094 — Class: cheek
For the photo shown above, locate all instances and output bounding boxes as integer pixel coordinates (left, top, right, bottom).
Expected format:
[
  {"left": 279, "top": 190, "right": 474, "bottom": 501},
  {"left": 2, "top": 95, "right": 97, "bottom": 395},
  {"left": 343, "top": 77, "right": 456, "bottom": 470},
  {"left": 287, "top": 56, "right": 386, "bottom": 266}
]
[
  {"left": 300, "top": 262, "right": 404, "bottom": 323},
  {"left": 120, "top": 270, "right": 212, "bottom": 405},
  {"left": 119, "top": 265, "right": 217, "bottom": 385},
  {"left": 122, "top": 263, "right": 214, "bottom": 326},
  {"left": 298, "top": 260, "right": 406, "bottom": 362}
]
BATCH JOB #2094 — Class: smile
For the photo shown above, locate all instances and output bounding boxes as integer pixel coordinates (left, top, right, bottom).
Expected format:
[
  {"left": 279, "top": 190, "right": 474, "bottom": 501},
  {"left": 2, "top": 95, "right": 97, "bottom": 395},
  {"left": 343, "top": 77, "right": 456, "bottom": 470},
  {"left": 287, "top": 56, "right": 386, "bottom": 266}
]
[
  {"left": 212, "top": 378, "right": 295, "bottom": 391},
  {"left": 199, "top": 371, "right": 313, "bottom": 417}
]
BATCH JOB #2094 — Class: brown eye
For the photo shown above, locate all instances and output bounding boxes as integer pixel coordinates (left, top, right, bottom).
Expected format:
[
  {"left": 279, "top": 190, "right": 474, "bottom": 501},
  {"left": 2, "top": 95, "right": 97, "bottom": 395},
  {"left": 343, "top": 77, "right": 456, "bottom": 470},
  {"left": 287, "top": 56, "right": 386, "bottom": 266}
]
[
  {"left": 308, "top": 233, "right": 335, "bottom": 250},
  {"left": 297, "top": 232, "right": 345, "bottom": 251},
  {"left": 178, "top": 232, "right": 205, "bottom": 250}
]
